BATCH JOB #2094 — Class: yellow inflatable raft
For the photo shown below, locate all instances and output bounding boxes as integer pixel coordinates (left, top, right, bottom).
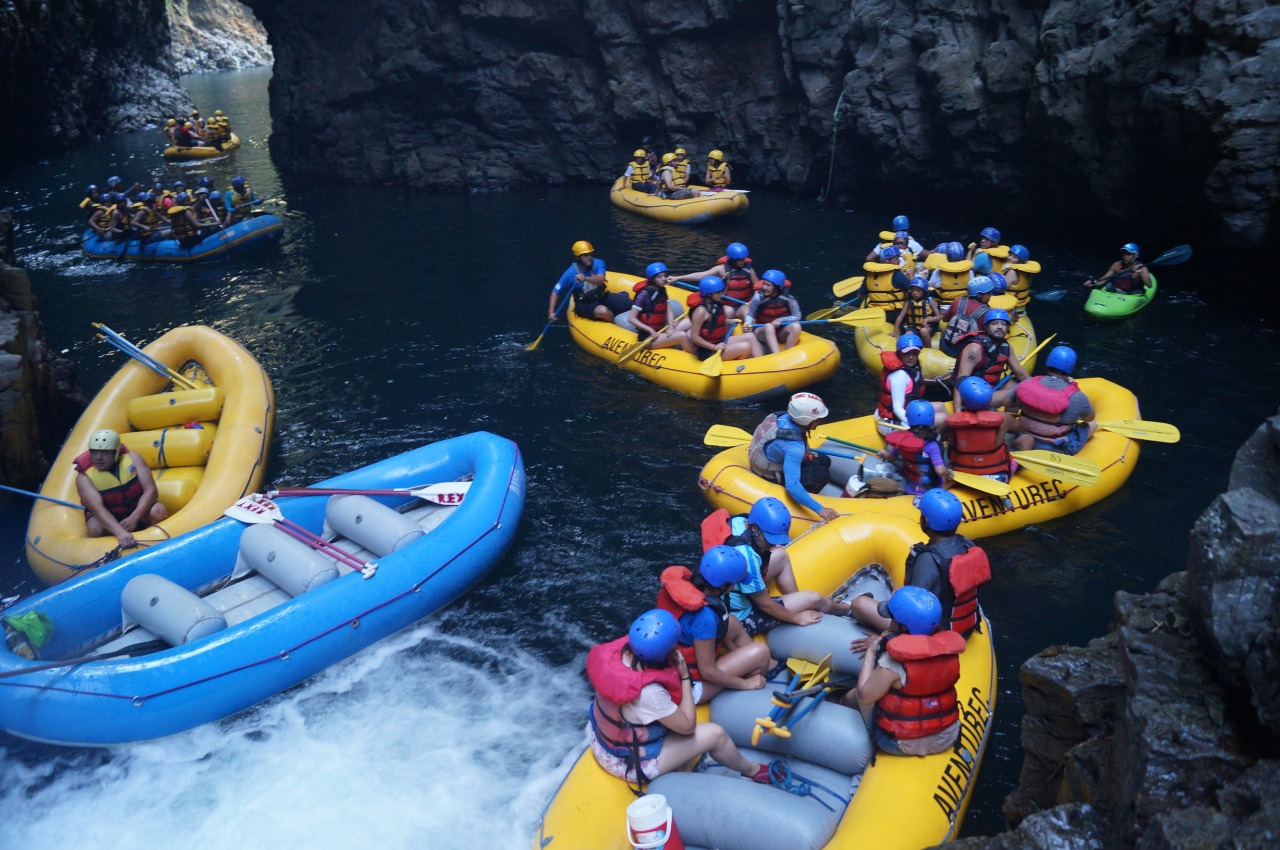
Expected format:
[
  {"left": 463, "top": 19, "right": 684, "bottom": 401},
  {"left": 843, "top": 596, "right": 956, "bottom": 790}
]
[
  {"left": 609, "top": 176, "right": 749, "bottom": 224},
  {"left": 25, "top": 325, "right": 274, "bottom": 584},
  {"left": 699, "top": 377, "right": 1141, "bottom": 540},
  {"left": 531, "top": 513, "right": 996, "bottom": 850},
  {"left": 162, "top": 133, "right": 241, "bottom": 160},
  {"left": 567, "top": 273, "right": 840, "bottom": 401}
]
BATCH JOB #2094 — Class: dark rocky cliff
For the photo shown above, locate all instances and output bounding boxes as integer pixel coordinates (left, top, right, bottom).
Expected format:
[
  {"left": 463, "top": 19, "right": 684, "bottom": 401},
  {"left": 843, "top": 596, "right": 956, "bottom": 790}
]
[
  {"left": 168, "top": 0, "right": 271, "bottom": 75},
  {"left": 244, "top": 0, "right": 1279, "bottom": 246}
]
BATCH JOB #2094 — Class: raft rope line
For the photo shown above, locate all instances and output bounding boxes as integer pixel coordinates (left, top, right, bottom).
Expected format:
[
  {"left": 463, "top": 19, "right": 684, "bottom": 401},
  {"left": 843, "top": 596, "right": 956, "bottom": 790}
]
[
  {"left": 767, "top": 759, "right": 849, "bottom": 813},
  {"left": 0, "top": 454, "right": 523, "bottom": 704}
]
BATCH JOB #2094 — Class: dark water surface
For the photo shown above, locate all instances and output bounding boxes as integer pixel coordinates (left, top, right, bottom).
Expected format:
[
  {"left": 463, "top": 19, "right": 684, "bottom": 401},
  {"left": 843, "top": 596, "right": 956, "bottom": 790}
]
[{"left": 1, "top": 68, "right": 1278, "bottom": 846}]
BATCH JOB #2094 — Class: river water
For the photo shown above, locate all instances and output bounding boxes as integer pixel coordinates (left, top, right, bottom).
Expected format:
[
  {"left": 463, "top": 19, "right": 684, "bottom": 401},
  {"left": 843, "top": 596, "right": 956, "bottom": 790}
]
[{"left": 0, "top": 67, "right": 1277, "bottom": 847}]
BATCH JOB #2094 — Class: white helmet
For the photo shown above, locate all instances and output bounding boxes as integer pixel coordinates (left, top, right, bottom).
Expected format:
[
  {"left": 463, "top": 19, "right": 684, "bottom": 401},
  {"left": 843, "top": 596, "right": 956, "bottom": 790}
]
[
  {"left": 89, "top": 429, "right": 120, "bottom": 451},
  {"left": 787, "top": 392, "right": 828, "bottom": 426}
]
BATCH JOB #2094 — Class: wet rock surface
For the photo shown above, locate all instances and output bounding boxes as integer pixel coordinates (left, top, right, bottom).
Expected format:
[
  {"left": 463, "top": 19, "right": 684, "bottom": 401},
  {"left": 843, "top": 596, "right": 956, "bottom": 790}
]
[{"left": 168, "top": 0, "right": 271, "bottom": 76}]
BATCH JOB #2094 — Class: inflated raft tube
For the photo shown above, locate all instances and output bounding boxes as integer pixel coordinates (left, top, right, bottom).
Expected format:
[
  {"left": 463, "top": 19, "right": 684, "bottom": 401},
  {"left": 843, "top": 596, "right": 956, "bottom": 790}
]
[{"left": 81, "top": 213, "right": 283, "bottom": 263}]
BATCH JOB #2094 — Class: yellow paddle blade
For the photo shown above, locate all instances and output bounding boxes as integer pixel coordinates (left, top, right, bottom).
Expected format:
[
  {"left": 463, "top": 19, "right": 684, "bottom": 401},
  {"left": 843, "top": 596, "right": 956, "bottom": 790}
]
[
  {"left": 1095, "top": 419, "right": 1181, "bottom": 443},
  {"left": 615, "top": 323, "right": 670, "bottom": 365},
  {"left": 806, "top": 305, "right": 840, "bottom": 321},
  {"left": 1018, "top": 332, "right": 1056, "bottom": 365},
  {"left": 801, "top": 654, "right": 832, "bottom": 688},
  {"left": 826, "top": 307, "right": 887, "bottom": 327},
  {"left": 831, "top": 275, "right": 865, "bottom": 298},
  {"left": 698, "top": 350, "right": 724, "bottom": 377},
  {"left": 524, "top": 333, "right": 547, "bottom": 351},
  {"left": 703, "top": 424, "right": 752, "bottom": 447},
  {"left": 1010, "top": 450, "right": 1101, "bottom": 487},
  {"left": 951, "top": 470, "right": 1012, "bottom": 497}
]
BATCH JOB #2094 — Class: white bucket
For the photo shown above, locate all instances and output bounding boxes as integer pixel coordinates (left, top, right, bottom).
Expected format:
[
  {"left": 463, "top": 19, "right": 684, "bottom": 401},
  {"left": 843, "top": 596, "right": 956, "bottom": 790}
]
[{"left": 625, "top": 794, "right": 679, "bottom": 849}]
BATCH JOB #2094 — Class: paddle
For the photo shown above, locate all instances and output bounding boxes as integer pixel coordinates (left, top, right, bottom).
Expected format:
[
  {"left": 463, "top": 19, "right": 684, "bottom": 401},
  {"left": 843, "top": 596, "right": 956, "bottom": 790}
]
[
  {"left": 698, "top": 321, "right": 740, "bottom": 377},
  {"left": 526, "top": 283, "right": 573, "bottom": 351},
  {"left": 616, "top": 323, "right": 671, "bottom": 365},
  {"left": 1036, "top": 244, "right": 1191, "bottom": 301},
  {"left": 754, "top": 654, "right": 830, "bottom": 745},
  {"left": 781, "top": 307, "right": 883, "bottom": 328},
  {"left": 993, "top": 333, "right": 1057, "bottom": 390},
  {"left": 94, "top": 323, "right": 201, "bottom": 390},
  {"left": 0, "top": 484, "right": 82, "bottom": 509},
  {"left": 1094, "top": 419, "right": 1180, "bottom": 443},
  {"left": 266, "top": 481, "right": 471, "bottom": 505},
  {"left": 668, "top": 280, "right": 749, "bottom": 306},
  {"left": 224, "top": 496, "right": 376, "bottom": 577},
  {"left": 0, "top": 638, "right": 170, "bottom": 681},
  {"left": 806, "top": 292, "right": 870, "bottom": 322},
  {"left": 831, "top": 275, "right": 866, "bottom": 298}
]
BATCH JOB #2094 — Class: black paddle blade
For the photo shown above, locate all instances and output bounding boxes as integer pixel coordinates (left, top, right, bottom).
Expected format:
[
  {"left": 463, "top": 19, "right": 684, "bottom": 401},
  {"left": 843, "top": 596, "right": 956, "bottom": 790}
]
[{"left": 1151, "top": 244, "right": 1192, "bottom": 265}]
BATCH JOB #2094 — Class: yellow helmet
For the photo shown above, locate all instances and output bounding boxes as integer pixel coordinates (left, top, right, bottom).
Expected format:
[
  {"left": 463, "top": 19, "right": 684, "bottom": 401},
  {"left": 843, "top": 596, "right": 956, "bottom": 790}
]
[
  {"left": 165, "top": 118, "right": 176, "bottom": 127},
  {"left": 190, "top": 109, "right": 200, "bottom": 116},
  {"left": 214, "top": 110, "right": 223, "bottom": 116},
  {"left": 89, "top": 429, "right": 120, "bottom": 451},
  {"left": 674, "top": 147, "right": 687, "bottom": 156},
  {"left": 633, "top": 149, "right": 646, "bottom": 159},
  {"left": 572, "top": 240, "right": 595, "bottom": 256},
  {"left": 184, "top": 121, "right": 194, "bottom": 128},
  {"left": 709, "top": 150, "right": 724, "bottom": 161},
  {"left": 661, "top": 153, "right": 676, "bottom": 164}
]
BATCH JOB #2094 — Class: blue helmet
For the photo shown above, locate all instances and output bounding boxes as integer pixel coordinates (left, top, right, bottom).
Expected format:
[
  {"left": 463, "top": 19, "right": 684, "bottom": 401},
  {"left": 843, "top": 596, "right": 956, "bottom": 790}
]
[
  {"left": 957, "top": 376, "right": 992, "bottom": 411},
  {"left": 645, "top": 261, "right": 668, "bottom": 279},
  {"left": 987, "top": 273, "right": 1009, "bottom": 294},
  {"left": 945, "top": 241, "right": 965, "bottom": 262},
  {"left": 880, "top": 245, "right": 901, "bottom": 260},
  {"left": 106, "top": 175, "right": 122, "bottom": 187},
  {"left": 967, "top": 277, "right": 995, "bottom": 296},
  {"left": 906, "top": 399, "right": 934, "bottom": 428},
  {"left": 85, "top": 184, "right": 99, "bottom": 194},
  {"left": 894, "top": 230, "right": 910, "bottom": 241},
  {"left": 747, "top": 497, "right": 791, "bottom": 544},
  {"left": 231, "top": 175, "right": 246, "bottom": 188},
  {"left": 699, "top": 545, "right": 749, "bottom": 587},
  {"left": 1046, "top": 344, "right": 1077, "bottom": 375},
  {"left": 628, "top": 609, "right": 680, "bottom": 664},
  {"left": 698, "top": 277, "right": 726, "bottom": 296},
  {"left": 198, "top": 176, "right": 213, "bottom": 188},
  {"left": 984, "top": 308, "right": 1010, "bottom": 325},
  {"left": 972, "top": 253, "right": 993, "bottom": 275},
  {"left": 208, "top": 191, "right": 222, "bottom": 201},
  {"left": 896, "top": 333, "right": 923, "bottom": 352},
  {"left": 1010, "top": 244, "right": 1030, "bottom": 262},
  {"left": 172, "top": 180, "right": 185, "bottom": 189},
  {"left": 917, "top": 487, "right": 962, "bottom": 533},
  {"left": 137, "top": 192, "right": 154, "bottom": 203},
  {"left": 980, "top": 227, "right": 1001, "bottom": 243},
  {"left": 892, "top": 215, "right": 910, "bottom": 230},
  {"left": 761, "top": 269, "right": 787, "bottom": 289},
  {"left": 725, "top": 242, "right": 749, "bottom": 260},
  {"left": 908, "top": 275, "right": 929, "bottom": 292},
  {"left": 1121, "top": 242, "right": 1139, "bottom": 256},
  {"left": 881, "top": 586, "right": 943, "bottom": 635}
]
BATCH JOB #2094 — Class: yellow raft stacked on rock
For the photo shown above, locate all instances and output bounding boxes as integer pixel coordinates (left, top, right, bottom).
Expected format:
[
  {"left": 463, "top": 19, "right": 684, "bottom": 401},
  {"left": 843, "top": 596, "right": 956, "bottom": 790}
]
[
  {"left": 567, "top": 272, "right": 840, "bottom": 401},
  {"left": 699, "top": 378, "right": 1141, "bottom": 540},
  {"left": 609, "top": 176, "right": 749, "bottom": 224},
  {"left": 25, "top": 325, "right": 274, "bottom": 584},
  {"left": 532, "top": 513, "right": 995, "bottom": 850}
]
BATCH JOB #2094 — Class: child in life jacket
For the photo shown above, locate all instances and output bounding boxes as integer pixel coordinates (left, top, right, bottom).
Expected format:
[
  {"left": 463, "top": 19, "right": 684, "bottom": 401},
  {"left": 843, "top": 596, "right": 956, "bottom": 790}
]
[
  {"left": 876, "top": 400, "right": 951, "bottom": 496},
  {"left": 892, "top": 277, "right": 942, "bottom": 348}
]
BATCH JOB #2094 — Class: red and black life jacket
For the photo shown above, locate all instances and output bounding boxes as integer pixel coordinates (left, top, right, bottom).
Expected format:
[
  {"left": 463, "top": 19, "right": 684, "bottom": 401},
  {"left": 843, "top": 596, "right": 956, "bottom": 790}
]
[
  {"left": 73, "top": 449, "right": 144, "bottom": 521},
  {"left": 876, "top": 351, "right": 924, "bottom": 421},
  {"left": 716, "top": 256, "right": 754, "bottom": 303},
  {"left": 945, "top": 409, "right": 1011, "bottom": 478},
  {"left": 655, "top": 565, "right": 729, "bottom": 681},
  {"left": 631, "top": 281, "right": 669, "bottom": 332},
  {"left": 1111, "top": 265, "right": 1142, "bottom": 293},
  {"left": 755, "top": 294, "right": 793, "bottom": 324},
  {"left": 874, "top": 631, "right": 965, "bottom": 740},
  {"left": 586, "top": 636, "right": 683, "bottom": 763},
  {"left": 1015, "top": 376, "right": 1080, "bottom": 438},
  {"left": 884, "top": 430, "right": 941, "bottom": 489},
  {"left": 697, "top": 299, "right": 728, "bottom": 344},
  {"left": 906, "top": 538, "right": 991, "bottom": 637},
  {"left": 967, "top": 333, "right": 1010, "bottom": 387}
]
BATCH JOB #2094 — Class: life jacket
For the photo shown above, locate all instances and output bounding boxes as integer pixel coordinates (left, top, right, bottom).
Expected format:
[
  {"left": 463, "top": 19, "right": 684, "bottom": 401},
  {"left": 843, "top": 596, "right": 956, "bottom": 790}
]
[
  {"left": 628, "top": 160, "right": 652, "bottom": 188},
  {"left": 167, "top": 206, "right": 199, "bottom": 239},
  {"left": 1111, "top": 264, "right": 1142, "bottom": 293},
  {"left": 967, "top": 333, "right": 1010, "bottom": 387},
  {"left": 940, "top": 297, "right": 989, "bottom": 349},
  {"left": 655, "top": 565, "right": 729, "bottom": 681},
  {"left": 945, "top": 409, "right": 1010, "bottom": 478},
  {"left": 876, "top": 351, "right": 924, "bottom": 421},
  {"left": 874, "top": 631, "right": 965, "bottom": 740},
  {"left": 656, "top": 165, "right": 677, "bottom": 191},
  {"left": 904, "top": 294, "right": 934, "bottom": 329},
  {"left": 1015, "top": 376, "right": 1080, "bottom": 438},
  {"left": 631, "top": 281, "right": 669, "bottom": 332},
  {"left": 586, "top": 636, "right": 683, "bottom": 764},
  {"left": 905, "top": 537, "right": 991, "bottom": 637},
  {"left": 133, "top": 206, "right": 161, "bottom": 228},
  {"left": 697, "top": 300, "right": 727, "bottom": 344},
  {"left": 707, "top": 161, "right": 730, "bottom": 187},
  {"left": 884, "top": 430, "right": 941, "bottom": 490},
  {"left": 716, "top": 256, "right": 754, "bottom": 303},
  {"left": 755, "top": 294, "right": 793, "bottom": 324},
  {"left": 227, "top": 186, "right": 254, "bottom": 215},
  {"left": 748, "top": 412, "right": 806, "bottom": 481},
  {"left": 73, "top": 449, "right": 143, "bottom": 521},
  {"left": 675, "top": 161, "right": 691, "bottom": 186}
]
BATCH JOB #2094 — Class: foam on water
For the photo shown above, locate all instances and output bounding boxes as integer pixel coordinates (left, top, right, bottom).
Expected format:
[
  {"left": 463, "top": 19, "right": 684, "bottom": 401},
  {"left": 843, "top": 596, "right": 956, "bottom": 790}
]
[{"left": 0, "top": 621, "right": 588, "bottom": 849}]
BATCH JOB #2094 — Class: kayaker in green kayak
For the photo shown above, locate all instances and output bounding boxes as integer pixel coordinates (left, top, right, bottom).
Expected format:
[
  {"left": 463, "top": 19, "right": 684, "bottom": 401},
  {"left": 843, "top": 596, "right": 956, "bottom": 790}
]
[{"left": 1084, "top": 243, "right": 1151, "bottom": 294}]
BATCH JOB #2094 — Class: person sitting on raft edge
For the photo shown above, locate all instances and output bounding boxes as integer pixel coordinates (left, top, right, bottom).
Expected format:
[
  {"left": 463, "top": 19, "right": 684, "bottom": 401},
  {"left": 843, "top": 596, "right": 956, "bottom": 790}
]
[{"left": 74, "top": 429, "right": 168, "bottom": 551}]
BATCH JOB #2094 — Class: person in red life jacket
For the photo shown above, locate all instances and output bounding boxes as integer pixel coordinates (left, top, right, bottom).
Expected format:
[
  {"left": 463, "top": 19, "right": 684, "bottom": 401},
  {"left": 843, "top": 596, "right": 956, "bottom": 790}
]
[
  {"left": 672, "top": 242, "right": 756, "bottom": 320},
  {"left": 687, "top": 278, "right": 762, "bottom": 362},
  {"left": 743, "top": 269, "right": 802, "bottom": 353},
  {"left": 938, "top": 276, "right": 995, "bottom": 358},
  {"left": 876, "top": 400, "right": 951, "bottom": 496},
  {"left": 719, "top": 496, "right": 852, "bottom": 638},
  {"left": 892, "top": 277, "right": 942, "bottom": 348},
  {"left": 624, "top": 262, "right": 692, "bottom": 353},
  {"left": 944, "top": 377, "right": 1013, "bottom": 483},
  {"left": 844, "top": 586, "right": 966, "bottom": 756},
  {"left": 1011, "top": 344, "right": 1097, "bottom": 455},
  {"left": 952, "top": 308, "right": 1028, "bottom": 410},
  {"left": 875, "top": 334, "right": 946, "bottom": 436},
  {"left": 1084, "top": 242, "right": 1151, "bottom": 294},
  {"left": 74, "top": 429, "right": 167, "bottom": 551},
  {"left": 656, "top": 547, "right": 773, "bottom": 704},
  {"left": 547, "top": 240, "right": 632, "bottom": 325},
  {"left": 586, "top": 608, "right": 771, "bottom": 786},
  {"left": 748, "top": 393, "right": 841, "bottom": 523}
]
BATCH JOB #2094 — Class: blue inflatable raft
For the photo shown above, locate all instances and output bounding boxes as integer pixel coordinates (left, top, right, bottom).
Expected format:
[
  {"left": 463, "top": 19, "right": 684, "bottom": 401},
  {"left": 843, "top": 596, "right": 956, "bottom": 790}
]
[
  {"left": 0, "top": 432, "right": 525, "bottom": 746},
  {"left": 81, "top": 214, "right": 284, "bottom": 263}
]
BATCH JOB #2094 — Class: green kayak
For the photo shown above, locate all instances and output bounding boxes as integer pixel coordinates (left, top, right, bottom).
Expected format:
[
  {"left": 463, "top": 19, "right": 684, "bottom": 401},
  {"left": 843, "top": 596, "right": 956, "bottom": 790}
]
[{"left": 1084, "top": 273, "right": 1157, "bottom": 320}]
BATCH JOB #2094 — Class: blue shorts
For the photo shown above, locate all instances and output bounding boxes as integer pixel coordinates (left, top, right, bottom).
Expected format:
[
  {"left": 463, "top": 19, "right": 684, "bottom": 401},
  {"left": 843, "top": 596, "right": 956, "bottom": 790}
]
[
  {"left": 738, "top": 597, "right": 785, "bottom": 637},
  {"left": 1030, "top": 423, "right": 1089, "bottom": 455}
]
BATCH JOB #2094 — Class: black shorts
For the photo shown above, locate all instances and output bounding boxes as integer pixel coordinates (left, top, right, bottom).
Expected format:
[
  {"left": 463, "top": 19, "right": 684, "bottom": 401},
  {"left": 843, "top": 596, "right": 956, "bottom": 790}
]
[{"left": 739, "top": 597, "right": 785, "bottom": 637}]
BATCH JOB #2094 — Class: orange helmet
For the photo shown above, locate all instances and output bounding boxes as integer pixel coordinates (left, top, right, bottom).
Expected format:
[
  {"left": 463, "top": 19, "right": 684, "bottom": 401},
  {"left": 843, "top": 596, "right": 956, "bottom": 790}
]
[{"left": 571, "top": 240, "right": 594, "bottom": 256}]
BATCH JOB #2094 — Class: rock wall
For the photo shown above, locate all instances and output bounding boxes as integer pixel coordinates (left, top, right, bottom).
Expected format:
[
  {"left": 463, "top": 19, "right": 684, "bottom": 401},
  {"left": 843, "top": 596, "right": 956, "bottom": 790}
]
[
  {"left": 951, "top": 411, "right": 1280, "bottom": 849},
  {"left": 168, "top": 0, "right": 272, "bottom": 76},
  {"left": 243, "top": 0, "right": 1279, "bottom": 246},
  {"left": 0, "top": 0, "right": 191, "bottom": 167}
]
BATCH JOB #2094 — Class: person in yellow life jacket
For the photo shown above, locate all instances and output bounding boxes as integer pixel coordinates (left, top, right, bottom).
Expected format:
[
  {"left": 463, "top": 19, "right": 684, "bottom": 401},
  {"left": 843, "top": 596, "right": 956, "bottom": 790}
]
[
  {"left": 166, "top": 192, "right": 204, "bottom": 248},
  {"left": 944, "top": 376, "right": 1013, "bottom": 482},
  {"left": 623, "top": 149, "right": 657, "bottom": 194},
  {"left": 965, "top": 226, "right": 1004, "bottom": 262},
  {"left": 626, "top": 262, "right": 693, "bottom": 352},
  {"left": 210, "top": 109, "right": 231, "bottom": 148},
  {"left": 224, "top": 176, "right": 261, "bottom": 223},
  {"left": 105, "top": 193, "right": 136, "bottom": 242},
  {"left": 128, "top": 193, "right": 170, "bottom": 243},
  {"left": 1011, "top": 344, "right": 1097, "bottom": 455},
  {"left": 671, "top": 242, "right": 757, "bottom": 320},
  {"left": 704, "top": 149, "right": 732, "bottom": 188},
  {"left": 687, "top": 278, "right": 762, "bottom": 361},
  {"left": 657, "top": 547, "right": 773, "bottom": 703},
  {"left": 162, "top": 118, "right": 179, "bottom": 146},
  {"left": 672, "top": 147, "right": 691, "bottom": 186},
  {"left": 656, "top": 153, "right": 695, "bottom": 199},
  {"left": 845, "top": 585, "right": 966, "bottom": 756},
  {"left": 74, "top": 429, "right": 167, "bottom": 551},
  {"left": 192, "top": 187, "right": 225, "bottom": 233},
  {"left": 585, "top": 608, "right": 772, "bottom": 786},
  {"left": 892, "top": 277, "right": 942, "bottom": 348},
  {"left": 189, "top": 108, "right": 208, "bottom": 139}
]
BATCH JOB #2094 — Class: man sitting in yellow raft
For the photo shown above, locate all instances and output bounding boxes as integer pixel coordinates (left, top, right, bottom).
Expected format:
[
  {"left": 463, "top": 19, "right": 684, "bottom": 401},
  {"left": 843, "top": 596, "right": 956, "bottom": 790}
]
[
  {"left": 547, "top": 240, "right": 633, "bottom": 324},
  {"left": 74, "top": 429, "right": 167, "bottom": 551}
]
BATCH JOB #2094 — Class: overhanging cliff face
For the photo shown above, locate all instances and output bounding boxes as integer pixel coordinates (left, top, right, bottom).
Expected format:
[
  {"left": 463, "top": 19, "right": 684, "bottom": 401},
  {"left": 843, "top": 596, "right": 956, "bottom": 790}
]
[{"left": 245, "top": 0, "right": 1279, "bottom": 246}]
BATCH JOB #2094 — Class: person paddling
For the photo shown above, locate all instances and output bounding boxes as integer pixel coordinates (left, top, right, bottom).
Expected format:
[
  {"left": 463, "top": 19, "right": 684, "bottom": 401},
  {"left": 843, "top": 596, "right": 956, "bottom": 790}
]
[{"left": 1084, "top": 243, "right": 1151, "bottom": 294}]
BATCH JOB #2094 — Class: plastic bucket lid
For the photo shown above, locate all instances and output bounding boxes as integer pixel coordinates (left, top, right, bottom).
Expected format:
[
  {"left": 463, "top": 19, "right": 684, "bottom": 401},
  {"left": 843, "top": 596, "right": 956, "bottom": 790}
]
[{"left": 626, "top": 794, "right": 672, "bottom": 849}]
